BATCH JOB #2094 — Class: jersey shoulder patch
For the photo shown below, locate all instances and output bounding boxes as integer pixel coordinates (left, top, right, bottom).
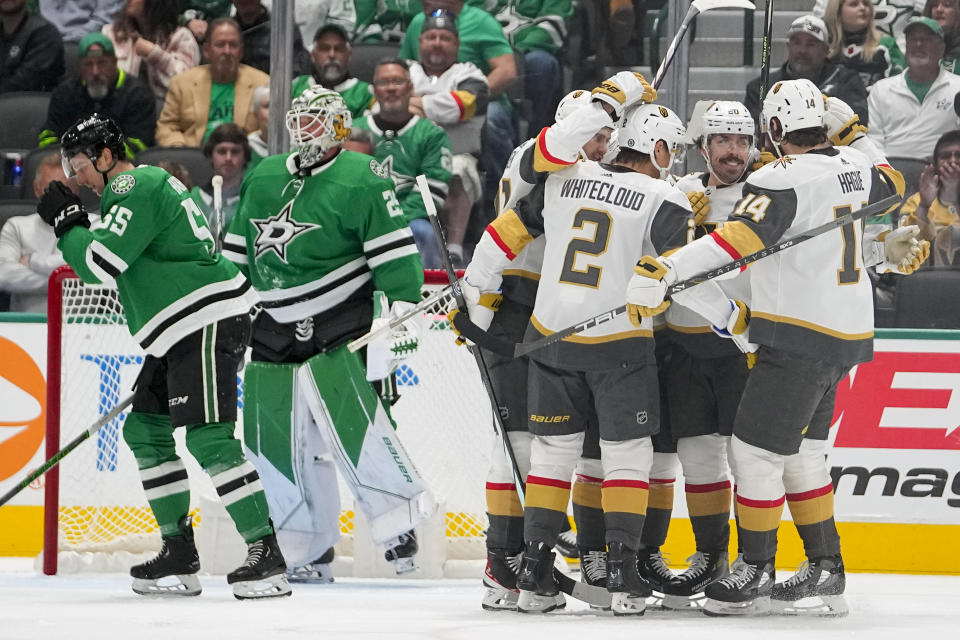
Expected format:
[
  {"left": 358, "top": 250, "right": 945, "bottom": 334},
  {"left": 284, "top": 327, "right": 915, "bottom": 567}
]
[
  {"left": 369, "top": 158, "right": 389, "bottom": 179},
  {"left": 111, "top": 173, "right": 136, "bottom": 195}
]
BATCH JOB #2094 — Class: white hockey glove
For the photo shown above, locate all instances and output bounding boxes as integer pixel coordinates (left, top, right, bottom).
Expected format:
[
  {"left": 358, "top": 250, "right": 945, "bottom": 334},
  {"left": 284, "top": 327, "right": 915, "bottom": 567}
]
[
  {"left": 872, "top": 225, "right": 932, "bottom": 275},
  {"left": 449, "top": 277, "right": 502, "bottom": 346},
  {"left": 823, "top": 96, "right": 867, "bottom": 147},
  {"left": 625, "top": 255, "right": 677, "bottom": 325},
  {"left": 366, "top": 297, "right": 426, "bottom": 381},
  {"left": 591, "top": 71, "right": 657, "bottom": 120},
  {"left": 712, "top": 299, "right": 759, "bottom": 368}
]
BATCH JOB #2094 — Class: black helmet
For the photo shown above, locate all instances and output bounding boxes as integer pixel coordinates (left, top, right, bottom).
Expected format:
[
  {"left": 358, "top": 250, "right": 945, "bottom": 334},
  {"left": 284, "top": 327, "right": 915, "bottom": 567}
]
[{"left": 61, "top": 113, "right": 126, "bottom": 175}]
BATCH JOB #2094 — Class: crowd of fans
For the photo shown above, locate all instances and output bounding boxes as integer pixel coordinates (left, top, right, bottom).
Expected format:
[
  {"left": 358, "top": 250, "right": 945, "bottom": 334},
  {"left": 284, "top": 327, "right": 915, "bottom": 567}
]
[{"left": 2, "top": 0, "right": 960, "bottom": 313}]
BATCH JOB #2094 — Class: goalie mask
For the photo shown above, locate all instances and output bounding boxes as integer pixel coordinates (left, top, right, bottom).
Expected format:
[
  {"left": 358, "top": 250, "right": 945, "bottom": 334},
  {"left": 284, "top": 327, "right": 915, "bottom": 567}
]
[
  {"left": 698, "top": 100, "right": 755, "bottom": 185},
  {"left": 761, "top": 78, "right": 825, "bottom": 157},
  {"left": 285, "top": 88, "right": 353, "bottom": 168},
  {"left": 618, "top": 103, "right": 686, "bottom": 179}
]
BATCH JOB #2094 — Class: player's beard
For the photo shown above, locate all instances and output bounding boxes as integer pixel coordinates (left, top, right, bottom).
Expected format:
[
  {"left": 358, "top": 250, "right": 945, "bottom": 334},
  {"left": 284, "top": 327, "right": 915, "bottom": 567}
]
[
  {"left": 320, "top": 60, "right": 345, "bottom": 85},
  {"left": 712, "top": 153, "right": 747, "bottom": 184}
]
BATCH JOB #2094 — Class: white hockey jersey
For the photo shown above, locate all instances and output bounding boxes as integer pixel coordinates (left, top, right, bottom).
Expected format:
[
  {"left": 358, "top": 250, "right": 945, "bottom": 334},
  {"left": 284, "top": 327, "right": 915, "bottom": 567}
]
[
  {"left": 666, "top": 146, "right": 899, "bottom": 366},
  {"left": 408, "top": 60, "right": 489, "bottom": 156}
]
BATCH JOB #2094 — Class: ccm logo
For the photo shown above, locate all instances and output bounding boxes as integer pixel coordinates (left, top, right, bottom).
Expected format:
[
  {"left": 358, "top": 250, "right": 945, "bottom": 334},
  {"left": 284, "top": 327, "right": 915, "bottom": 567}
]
[{"left": 168, "top": 396, "right": 189, "bottom": 407}]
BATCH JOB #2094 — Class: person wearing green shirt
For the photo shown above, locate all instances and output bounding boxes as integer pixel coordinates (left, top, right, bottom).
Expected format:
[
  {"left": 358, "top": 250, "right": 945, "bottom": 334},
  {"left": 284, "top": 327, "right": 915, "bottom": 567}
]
[
  {"left": 291, "top": 23, "right": 375, "bottom": 118},
  {"left": 190, "top": 122, "right": 251, "bottom": 240}
]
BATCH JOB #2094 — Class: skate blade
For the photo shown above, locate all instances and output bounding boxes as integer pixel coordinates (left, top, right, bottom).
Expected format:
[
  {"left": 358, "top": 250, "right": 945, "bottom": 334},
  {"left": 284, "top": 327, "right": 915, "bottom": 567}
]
[
  {"left": 517, "top": 589, "right": 564, "bottom": 614},
  {"left": 287, "top": 565, "right": 334, "bottom": 584},
  {"left": 232, "top": 573, "right": 293, "bottom": 600},
  {"left": 772, "top": 594, "right": 848, "bottom": 617},
  {"left": 663, "top": 593, "right": 707, "bottom": 611},
  {"left": 132, "top": 574, "right": 201, "bottom": 597},
  {"left": 481, "top": 585, "right": 519, "bottom": 611},
  {"left": 611, "top": 593, "right": 647, "bottom": 616},
  {"left": 703, "top": 595, "right": 771, "bottom": 617},
  {"left": 389, "top": 556, "right": 417, "bottom": 575}
]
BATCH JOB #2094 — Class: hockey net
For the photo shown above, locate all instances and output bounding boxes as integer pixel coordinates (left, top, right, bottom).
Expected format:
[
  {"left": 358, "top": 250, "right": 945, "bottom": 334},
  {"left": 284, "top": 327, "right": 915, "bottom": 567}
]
[{"left": 44, "top": 267, "right": 494, "bottom": 576}]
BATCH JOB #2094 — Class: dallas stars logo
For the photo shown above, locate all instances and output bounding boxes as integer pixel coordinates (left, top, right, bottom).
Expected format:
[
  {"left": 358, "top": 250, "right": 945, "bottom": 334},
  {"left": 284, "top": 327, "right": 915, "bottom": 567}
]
[{"left": 250, "top": 201, "right": 319, "bottom": 262}]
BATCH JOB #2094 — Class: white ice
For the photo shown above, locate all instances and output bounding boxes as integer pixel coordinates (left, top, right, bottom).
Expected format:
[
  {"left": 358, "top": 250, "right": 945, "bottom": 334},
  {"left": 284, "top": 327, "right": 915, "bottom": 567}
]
[{"left": 2, "top": 558, "right": 958, "bottom": 640}]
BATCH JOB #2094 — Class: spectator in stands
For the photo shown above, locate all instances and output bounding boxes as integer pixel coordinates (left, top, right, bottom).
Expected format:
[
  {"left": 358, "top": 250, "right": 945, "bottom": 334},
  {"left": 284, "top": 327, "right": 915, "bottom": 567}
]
[
  {"left": 0, "top": 152, "right": 79, "bottom": 312},
  {"left": 354, "top": 59, "right": 452, "bottom": 268},
  {"left": 342, "top": 126, "right": 376, "bottom": 155},
  {"left": 156, "top": 18, "right": 269, "bottom": 147},
  {"left": 815, "top": 0, "right": 917, "bottom": 49},
  {"left": 156, "top": 159, "right": 193, "bottom": 188},
  {"left": 296, "top": 0, "right": 356, "bottom": 45},
  {"left": 40, "top": 0, "right": 123, "bottom": 43},
  {"left": 924, "top": 0, "right": 960, "bottom": 72},
  {"left": 231, "top": 0, "right": 310, "bottom": 76},
  {"left": 180, "top": 0, "right": 232, "bottom": 42},
  {"left": 400, "top": 1, "right": 517, "bottom": 216},
  {"left": 102, "top": 0, "right": 201, "bottom": 105},
  {"left": 354, "top": 0, "right": 421, "bottom": 42},
  {"left": 824, "top": 0, "right": 905, "bottom": 87},
  {"left": 475, "top": 0, "right": 571, "bottom": 137},
  {"left": 291, "top": 23, "right": 374, "bottom": 118},
  {"left": 745, "top": 15, "right": 869, "bottom": 124},
  {"left": 408, "top": 11, "right": 488, "bottom": 266},
  {"left": 247, "top": 83, "right": 269, "bottom": 167},
  {"left": 39, "top": 32, "right": 155, "bottom": 153},
  {"left": 868, "top": 17, "right": 960, "bottom": 170},
  {"left": 899, "top": 129, "right": 960, "bottom": 242},
  {"left": 189, "top": 122, "right": 250, "bottom": 234},
  {"left": 0, "top": 0, "right": 65, "bottom": 91}
]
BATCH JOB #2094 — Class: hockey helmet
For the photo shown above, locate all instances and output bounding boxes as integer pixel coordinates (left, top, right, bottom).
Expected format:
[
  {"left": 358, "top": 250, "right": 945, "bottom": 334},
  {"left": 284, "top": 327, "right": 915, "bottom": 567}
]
[
  {"left": 60, "top": 113, "right": 126, "bottom": 177},
  {"left": 554, "top": 89, "right": 592, "bottom": 122},
  {"left": 698, "top": 100, "right": 755, "bottom": 184},
  {"left": 761, "top": 79, "right": 825, "bottom": 147},
  {"left": 285, "top": 88, "right": 353, "bottom": 167},
  {"left": 618, "top": 103, "right": 686, "bottom": 177}
]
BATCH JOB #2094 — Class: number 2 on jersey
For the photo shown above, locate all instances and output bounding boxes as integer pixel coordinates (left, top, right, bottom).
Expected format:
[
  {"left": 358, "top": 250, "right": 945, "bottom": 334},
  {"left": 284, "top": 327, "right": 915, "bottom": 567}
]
[{"left": 559, "top": 208, "right": 611, "bottom": 288}]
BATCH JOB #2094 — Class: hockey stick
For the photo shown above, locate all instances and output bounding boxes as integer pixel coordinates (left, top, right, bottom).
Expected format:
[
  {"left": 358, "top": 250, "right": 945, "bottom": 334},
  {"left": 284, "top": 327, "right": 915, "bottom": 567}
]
[
  {"left": 758, "top": 0, "right": 775, "bottom": 107},
  {"left": 0, "top": 394, "right": 134, "bottom": 508},
  {"left": 346, "top": 284, "right": 453, "bottom": 352},
  {"left": 212, "top": 175, "right": 224, "bottom": 252},
  {"left": 651, "top": 0, "right": 756, "bottom": 89},
  {"left": 452, "top": 193, "right": 902, "bottom": 359},
  {"left": 415, "top": 175, "right": 611, "bottom": 609}
]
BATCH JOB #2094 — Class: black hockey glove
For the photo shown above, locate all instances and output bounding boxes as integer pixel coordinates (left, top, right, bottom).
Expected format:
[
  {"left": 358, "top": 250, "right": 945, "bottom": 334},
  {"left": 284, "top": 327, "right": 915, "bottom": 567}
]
[{"left": 38, "top": 181, "right": 90, "bottom": 238}]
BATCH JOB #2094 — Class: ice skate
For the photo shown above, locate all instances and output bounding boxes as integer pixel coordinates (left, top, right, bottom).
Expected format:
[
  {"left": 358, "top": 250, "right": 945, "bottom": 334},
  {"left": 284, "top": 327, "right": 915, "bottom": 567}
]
[
  {"left": 481, "top": 548, "right": 522, "bottom": 611},
  {"left": 637, "top": 546, "right": 673, "bottom": 607},
  {"left": 287, "top": 547, "right": 334, "bottom": 584},
  {"left": 130, "top": 515, "right": 201, "bottom": 597},
  {"left": 384, "top": 530, "right": 418, "bottom": 575},
  {"left": 227, "top": 532, "right": 292, "bottom": 600},
  {"left": 554, "top": 525, "right": 578, "bottom": 561},
  {"left": 579, "top": 547, "right": 610, "bottom": 611},
  {"left": 663, "top": 549, "right": 729, "bottom": 611},
  {"left": 772, "top": 555, "right": 848, "bottom": 617},
  {"left": 516, "top": 542, "right": 566, "bottom": 614},
  {"left": 703, "top": 557, "right": 774, "bottom": 616},
  {"left": 606, "top": 542, "right": 652, "bottom": 616}
]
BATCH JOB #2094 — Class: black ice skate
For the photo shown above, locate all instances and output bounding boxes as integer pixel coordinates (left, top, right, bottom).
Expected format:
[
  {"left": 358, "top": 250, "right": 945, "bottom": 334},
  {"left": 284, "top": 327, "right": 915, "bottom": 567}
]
[
  {"left": 579, "top": 547, "right": 610, "bottom": 611},
  {"left": 516, "top": 541, "right": 565, "bottom": 613},
  {"left": 703, "top": 557, "right": 774, "bottom": 616},
  {"left": 554, "top": 524, "right": 577, "bottom": 560},
  {"left": 227, "top": 531, "right": 292, "bottom": 600},
  {"left": 384, "top": 530, "right": 418, "bottom": 575},
  {"left": 606, "top": 542, "right": 652, "bottom": 616},
  {"left": 772, "top": 555, "right": 848, "bottom": 617},
  {"left": 663, "top": 549, "right": 729, "bottom": 610},
  {"left": 130, "top": 515, "right": 201, "bottom": 597},
  {"left": 481, "top": 548, "right": 522, "bottom": 611},
  {"left": 637, "top": 546, "right": 674, "bottom": 607},
  {"left": 287, "top": 546, "right": 335, "bottom": 584}
]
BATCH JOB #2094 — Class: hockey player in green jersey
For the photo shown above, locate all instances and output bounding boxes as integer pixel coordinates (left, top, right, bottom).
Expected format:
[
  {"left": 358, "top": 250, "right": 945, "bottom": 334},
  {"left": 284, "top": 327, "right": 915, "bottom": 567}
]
[
  {"left": 223, "top": 88, "right": 433, "bottom": 582},
  {"left": 36, "top": 113, "right": 290, "bottom": 600}
]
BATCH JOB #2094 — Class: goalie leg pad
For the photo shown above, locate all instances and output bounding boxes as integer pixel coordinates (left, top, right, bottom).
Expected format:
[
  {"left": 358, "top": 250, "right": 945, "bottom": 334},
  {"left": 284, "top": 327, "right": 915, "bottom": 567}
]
[
  {"left": 243, "top": 361, "right": 341, "bottom": 568},
  {"left": 298, "top": 346, "right": 436, "bottom": 545}
]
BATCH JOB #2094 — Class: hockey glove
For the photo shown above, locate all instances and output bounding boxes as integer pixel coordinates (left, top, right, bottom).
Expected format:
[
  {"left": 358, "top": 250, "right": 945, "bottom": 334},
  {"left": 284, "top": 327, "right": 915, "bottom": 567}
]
[
  {"left": 687, "top": 191, "right": 710, "bottom": 226},
  {"left": 366, "top": 296, "right": 426, "bottom": 381},
  {"left": 591, "top": 71, "right": 657, "bottom": 120},
  {"left": 712, "top": 299, "right": 759, "bottom": 368},
  {"left": 449, "top": 277, "right": 502, "bottom": 346},
  {"left": 38, "top": 181, "right": 89, "bottom": 238},
  {"left": 751, "top": 151, "right": 776, "bottom": 172},
  {"left": 823, "top": 96, "right": 867, "bottom": 147},
  {"left": 875, "top": 226, "right": 932, "bottom": 274},
  {"left": 625, "top": 256, "right": 675, "bottom": 325}
]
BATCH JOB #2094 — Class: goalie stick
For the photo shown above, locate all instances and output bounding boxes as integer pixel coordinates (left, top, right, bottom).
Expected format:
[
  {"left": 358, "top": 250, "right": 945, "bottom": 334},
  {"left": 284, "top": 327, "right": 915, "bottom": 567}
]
[
  {"left": 415, "top": 175, "right": 612, "bottom": 609},
  {"left": 346, "top": 283, "right": 453, "bottom": 352},
  {"left": 212, "top": 175, "right": 224, "bottom": 253},
  {"left": 453, "top": 193, "right": 902, "bottom": 359},
  {"left": 0, "top": 394, "right": 134, "bottom": 508}
]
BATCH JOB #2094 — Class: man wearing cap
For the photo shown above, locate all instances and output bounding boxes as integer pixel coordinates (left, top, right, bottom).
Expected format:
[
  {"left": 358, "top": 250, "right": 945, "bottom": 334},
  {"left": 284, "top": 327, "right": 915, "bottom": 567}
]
[
  {"left": 868, "top": 16, "right": 960, "bottom": 164},
  {"left": 38, "top": 31, "right": 155, "bottom": 153},
  {"left": 745, "top": 14, "right": 868, "bottom": 125},
  {"left": 0, "top": 0, "right": 65, "bottom": 92},
  {"left": 291, "top": 23, "right": 374, "bottom": 119}
]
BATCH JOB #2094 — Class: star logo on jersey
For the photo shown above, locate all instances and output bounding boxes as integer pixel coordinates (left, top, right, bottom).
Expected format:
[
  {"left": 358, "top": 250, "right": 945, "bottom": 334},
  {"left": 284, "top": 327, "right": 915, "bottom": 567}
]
[
  {"left": 111, "top": 174, "right": 136, "bottom": 194},
  {"left": 250, "top": 201, "right": 319, "bottom": 262}
]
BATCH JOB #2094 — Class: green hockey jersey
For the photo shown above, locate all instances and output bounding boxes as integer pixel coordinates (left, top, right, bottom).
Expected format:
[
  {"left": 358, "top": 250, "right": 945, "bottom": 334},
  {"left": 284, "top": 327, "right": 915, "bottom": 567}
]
[
  {"left": 468, "top": 0, "right": 571, "bottom": 54},
  {"left": 353, "top": 114, "right": 452, "bottom": 224},
  {"left": 223, "top": 150, "right": 423, "bottom": 324},
  {"left": 58, "top": 165, "right": 259, "bottom": 356},
  {"left": 291, "top": 75, "right": 375, "bottom": 119}
]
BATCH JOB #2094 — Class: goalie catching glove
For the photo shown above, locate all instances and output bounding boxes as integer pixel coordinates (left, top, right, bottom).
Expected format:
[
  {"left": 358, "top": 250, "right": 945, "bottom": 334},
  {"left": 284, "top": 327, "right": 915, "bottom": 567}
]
[
  {"left": 867, "top": 225, "right": 931, "bottom": 274},
  {"left": 38, "top": 180, "right": 90, "bottom": 238},
  {"left": 591, "top": 71, "right": 657, "bottom": 120},
  {"left": 712, "top": 299, "right": 759, "bottom": 368},
  {"left": 366, "top": 292, "right": 426, "bottom": 381},
  {"left": 449, "top": 277, "right": 502, "bottom": 346},
  {"left": 625, "top": 255, "right": 676, "bottom": 324},
  {"left": 823, "top": 95, "right": 867, "bottom": 147}
]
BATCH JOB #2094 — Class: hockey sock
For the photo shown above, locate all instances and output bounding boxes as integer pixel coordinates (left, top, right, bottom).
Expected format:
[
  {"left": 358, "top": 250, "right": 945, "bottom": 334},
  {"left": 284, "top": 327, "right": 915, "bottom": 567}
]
[
  {"left": 186, "top": 421, "right": 273, "bottom": 543},
  {"left": 485, "top": 483, "right": 524, "bottom": 550},
  {"left": 730, "top": 437, "right": 785, "bottom": 562},
  {"left": 523, "top": 474, "right": 572, "bottom": 546},
  {"left": 123, "top": 412, "right": 190, "bottom": 537},
  {"left": 784, "top": 439, "right": 841, "bottom": 558},
  {"left": 601, "top": 476, "right": 648, "bottom": 550},
  {"left": 571, "top": 472, "right": 605, "bottom": 550},
  {"left": 640, "top": 477, "right": 674, "bottom": 548},
  {"left": 685, "top": 481, "right": 732, "bottom": 552}
]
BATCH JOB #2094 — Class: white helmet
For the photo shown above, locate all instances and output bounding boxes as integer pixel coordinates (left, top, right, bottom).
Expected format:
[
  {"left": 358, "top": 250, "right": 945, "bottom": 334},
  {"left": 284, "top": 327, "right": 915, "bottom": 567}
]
[
  {"left": 555, "top": 89, "right": 592, "bottom": 122},
  {"left": 618, "top": 103, "right": 686, "bottom": 178},
  {"left": 699, "top": 100, "right": 755, "bottom": 184},
  {"left": 285, "top": 88, "right": 352, "bottom": 167},
  {"left": 761, "top": 79, "right": 824, "bottom": 154}
]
